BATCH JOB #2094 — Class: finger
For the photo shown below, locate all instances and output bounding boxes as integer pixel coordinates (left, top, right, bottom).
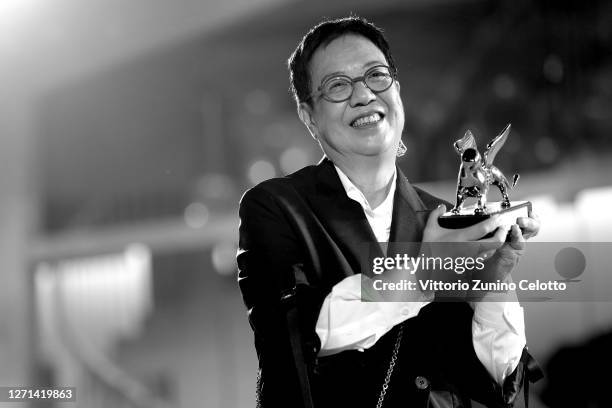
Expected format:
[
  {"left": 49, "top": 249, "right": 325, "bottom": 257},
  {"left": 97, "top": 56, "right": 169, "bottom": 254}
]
[
  {"left": 509, "top": 224, "right": 526, "bottom": 250},
  {"left": 461, "top": 215, "right": 502, "bottom": 241},
  {"left": 516, "top": 217, "right": 532, "bottom": 231},
  {"left": 492, "top": 223, "right": 512, "bottom": 243},
  {"left": 425, "top": 204, "right": 447, "bottom": 230},
  {"left": 478, "top": 248, "right": 497, "bottom": 260},
  {"left": 476, "top": 240, "right": 501, "bottom": 259},
  {"left": 475, "top": 224, "right": 509, "bottom": 257},
  {"left": 517, "top": 214, "right": 540, "bottom": 239}
]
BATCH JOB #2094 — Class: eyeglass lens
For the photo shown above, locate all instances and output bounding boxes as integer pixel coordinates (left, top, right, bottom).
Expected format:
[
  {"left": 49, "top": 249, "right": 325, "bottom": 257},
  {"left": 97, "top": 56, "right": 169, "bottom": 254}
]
[{"left": 321, "top": 66, "right": 393, "bottom": 102}]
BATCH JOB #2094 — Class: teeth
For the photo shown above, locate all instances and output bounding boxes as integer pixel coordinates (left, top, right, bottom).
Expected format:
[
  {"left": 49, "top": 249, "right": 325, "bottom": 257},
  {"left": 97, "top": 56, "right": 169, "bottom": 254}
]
[{"left": 352, "top": 113, "right": 381, "bottom": 127}]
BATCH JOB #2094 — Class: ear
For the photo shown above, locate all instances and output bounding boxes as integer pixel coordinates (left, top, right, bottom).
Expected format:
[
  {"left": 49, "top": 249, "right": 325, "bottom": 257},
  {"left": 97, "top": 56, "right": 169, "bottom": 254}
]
[
  {"left": 394, "top": 80, "right": 401, "bottom": 93},
  {"left": 297, "top": 102, "right": 318, "bottom": 140}
]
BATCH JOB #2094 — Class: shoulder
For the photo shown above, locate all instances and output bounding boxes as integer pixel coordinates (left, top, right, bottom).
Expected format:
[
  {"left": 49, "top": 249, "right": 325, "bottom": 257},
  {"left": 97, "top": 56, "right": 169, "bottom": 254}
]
[{"left": 238, "top": 164, "right": 319, "bottom": 211}]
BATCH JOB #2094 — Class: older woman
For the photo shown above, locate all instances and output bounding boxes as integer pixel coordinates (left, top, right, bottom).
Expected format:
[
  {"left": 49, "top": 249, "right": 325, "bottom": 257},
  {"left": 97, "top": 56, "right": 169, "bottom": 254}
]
[{"left": 237, "top": 16, "right": 540, "bottom": 408}]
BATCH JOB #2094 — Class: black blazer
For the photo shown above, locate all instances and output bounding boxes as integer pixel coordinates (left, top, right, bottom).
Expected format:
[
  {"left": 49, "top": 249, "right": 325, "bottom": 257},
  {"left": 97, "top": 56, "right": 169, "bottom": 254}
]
[{"left": 237, "top": 158, "right": 531, "bottom": 408}]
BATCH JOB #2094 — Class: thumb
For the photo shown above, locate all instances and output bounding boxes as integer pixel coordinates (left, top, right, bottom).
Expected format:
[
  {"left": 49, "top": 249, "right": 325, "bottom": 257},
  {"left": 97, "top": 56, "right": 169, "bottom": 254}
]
[{"left": 426, "top": 204, "right": 447, "bottom": 229}]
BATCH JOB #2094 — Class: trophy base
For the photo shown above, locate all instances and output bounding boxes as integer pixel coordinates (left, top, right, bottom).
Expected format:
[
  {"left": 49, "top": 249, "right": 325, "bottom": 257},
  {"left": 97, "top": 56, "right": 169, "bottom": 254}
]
[{"left": 439, "top": 201, "right": 532, "bottom": 236}]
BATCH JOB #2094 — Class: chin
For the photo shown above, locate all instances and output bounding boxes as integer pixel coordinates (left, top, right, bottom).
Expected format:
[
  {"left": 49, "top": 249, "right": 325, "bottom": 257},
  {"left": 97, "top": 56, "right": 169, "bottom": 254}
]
[
  {"left": 354, "top": 144, "right": 393, "bottom": 158},
  {"left": 359, "top": 137, "right": 397, "bottom": 155}
]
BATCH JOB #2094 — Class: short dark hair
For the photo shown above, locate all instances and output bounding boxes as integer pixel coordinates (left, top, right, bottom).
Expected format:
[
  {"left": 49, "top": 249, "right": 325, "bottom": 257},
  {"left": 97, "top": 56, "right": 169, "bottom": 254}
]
[{"left": 288, "top": 16, "right": 397, "bottom": 106}]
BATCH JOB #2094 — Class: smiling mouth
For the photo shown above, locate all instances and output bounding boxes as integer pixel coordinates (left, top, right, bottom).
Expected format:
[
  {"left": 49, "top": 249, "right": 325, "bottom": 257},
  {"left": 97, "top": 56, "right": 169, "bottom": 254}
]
[{"left": 350, "top": 113, "right": 384, "bottom": 128}]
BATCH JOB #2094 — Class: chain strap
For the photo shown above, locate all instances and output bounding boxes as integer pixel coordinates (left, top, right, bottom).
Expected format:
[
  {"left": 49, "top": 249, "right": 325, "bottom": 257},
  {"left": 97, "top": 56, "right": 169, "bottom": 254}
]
[
  {"left": 255, "top": 367, "right": 262, "bottom": 408},
  {"left": 375, "top": 324, "right": 404, "bottom": 408}
]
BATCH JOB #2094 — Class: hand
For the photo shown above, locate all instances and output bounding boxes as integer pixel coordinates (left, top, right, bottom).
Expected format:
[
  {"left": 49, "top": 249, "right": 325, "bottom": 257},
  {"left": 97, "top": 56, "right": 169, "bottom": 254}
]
[
  {"left": 475, "top": 224, "right": 526, "bottom": 283},
  {"left": 517, "top": 210, "right": 540, "bottom": 240},
  {"left": 418, "top": 205, "right": 510, "bottom": 300},
  {"left": 477, "top": 209, "right": 537, "bottom": 260},
  {"left": 469, "top": 224, "right": 525, "bottom": 300},
  {"left": 422, "top": 205, "right": 506, "bottom": 243},
  {"left": 421, "top": 205, "right": 510, "bottom": 259}
]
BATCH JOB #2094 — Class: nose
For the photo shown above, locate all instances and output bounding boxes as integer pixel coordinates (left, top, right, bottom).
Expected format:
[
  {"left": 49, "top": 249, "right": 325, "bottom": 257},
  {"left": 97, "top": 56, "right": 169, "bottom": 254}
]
[{"left": 349, "top": 80, "right": 376, "bottom": 107}]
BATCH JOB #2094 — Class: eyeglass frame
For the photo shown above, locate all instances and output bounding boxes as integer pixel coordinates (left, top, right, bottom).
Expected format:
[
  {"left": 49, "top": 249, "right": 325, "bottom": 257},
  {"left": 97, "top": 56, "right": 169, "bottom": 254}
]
[{"left": 306, "top": 64, "right": 397, "bottom": 103}]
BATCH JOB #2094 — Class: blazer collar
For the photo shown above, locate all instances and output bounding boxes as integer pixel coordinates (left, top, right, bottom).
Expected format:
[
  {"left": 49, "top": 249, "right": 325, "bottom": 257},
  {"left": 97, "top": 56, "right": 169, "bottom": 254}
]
[
  {"left": 311, "top": 158, "right": 382, "bottom": 264},
  {"left": 310, "top": 157, "right": 428, "bottom": 264},
  {"left": 389, "top": 165, "right": 428, "bottom": 243}
]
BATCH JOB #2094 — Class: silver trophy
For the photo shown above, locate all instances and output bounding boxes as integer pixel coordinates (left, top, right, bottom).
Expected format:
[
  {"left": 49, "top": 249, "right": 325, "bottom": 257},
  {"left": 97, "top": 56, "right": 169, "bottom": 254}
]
[{"left": 439, "top": 124, "right": 531, "bottom": 231}]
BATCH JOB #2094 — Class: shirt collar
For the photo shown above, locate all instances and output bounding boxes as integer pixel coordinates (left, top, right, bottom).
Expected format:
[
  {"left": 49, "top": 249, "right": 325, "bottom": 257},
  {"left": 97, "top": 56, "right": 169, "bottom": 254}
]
[{"left": 334, "top": 164, "right": 397, "bottom": 214}]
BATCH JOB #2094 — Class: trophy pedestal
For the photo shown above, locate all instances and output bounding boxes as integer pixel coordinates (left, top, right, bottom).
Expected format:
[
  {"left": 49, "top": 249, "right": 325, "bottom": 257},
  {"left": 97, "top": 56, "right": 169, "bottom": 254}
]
[{"left": 439, "top": 201, "right": 531, "bottom": 233}]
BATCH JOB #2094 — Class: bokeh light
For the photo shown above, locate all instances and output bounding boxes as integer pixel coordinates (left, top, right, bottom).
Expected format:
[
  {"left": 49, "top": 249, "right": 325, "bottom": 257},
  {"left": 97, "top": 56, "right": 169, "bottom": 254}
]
[
  {"left": 211, "top": 241, "right": 238, "bottom": 276},
  {"left": 247, "top": 160, "right": 276, "bottom": 185},
  {"left": 543, "top": 54, "right": 564, "bottom": 84},
  {"left": 280, "top": 147, "right": 310, "bottom": 175},
  {"left": 183, "top": 202, "right": 209, "bottom": 229}
]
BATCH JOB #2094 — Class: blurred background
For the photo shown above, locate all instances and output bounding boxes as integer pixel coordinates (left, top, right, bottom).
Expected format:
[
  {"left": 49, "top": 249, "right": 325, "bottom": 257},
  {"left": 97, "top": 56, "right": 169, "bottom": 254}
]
[{"left": 1, "top": 0, "right": 611, "bottom": 407}]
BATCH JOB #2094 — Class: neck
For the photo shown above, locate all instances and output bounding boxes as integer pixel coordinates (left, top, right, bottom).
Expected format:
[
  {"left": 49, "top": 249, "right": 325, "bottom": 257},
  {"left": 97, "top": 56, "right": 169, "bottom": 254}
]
[{"left": 333, "top": 155, "right": 396, "bottom": 208}]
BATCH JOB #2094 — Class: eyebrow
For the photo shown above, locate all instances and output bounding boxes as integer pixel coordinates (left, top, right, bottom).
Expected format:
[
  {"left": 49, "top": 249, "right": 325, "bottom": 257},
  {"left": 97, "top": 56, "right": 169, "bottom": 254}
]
[{"left": 318, "top": 60, "right": 386, "bottom": 85}]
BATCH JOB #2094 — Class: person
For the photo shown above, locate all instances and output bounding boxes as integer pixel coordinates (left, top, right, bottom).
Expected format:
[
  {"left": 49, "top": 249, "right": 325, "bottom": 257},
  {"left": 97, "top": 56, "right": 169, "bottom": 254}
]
[{"left": 237, "top": 16, "right": 541, "bottom": 408}]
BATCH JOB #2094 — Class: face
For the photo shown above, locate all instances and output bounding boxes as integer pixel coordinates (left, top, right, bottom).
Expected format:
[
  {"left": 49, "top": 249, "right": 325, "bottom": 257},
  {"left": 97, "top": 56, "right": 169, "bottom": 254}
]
[{"left": 298, "top": 34, "right": 404, "bottom": 163}]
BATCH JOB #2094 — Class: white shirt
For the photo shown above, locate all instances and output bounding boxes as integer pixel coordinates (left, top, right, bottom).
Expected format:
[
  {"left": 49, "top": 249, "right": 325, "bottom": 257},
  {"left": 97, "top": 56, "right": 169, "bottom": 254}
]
[{"left": 314, "top": 165, "right": 526, "bottom": 385}]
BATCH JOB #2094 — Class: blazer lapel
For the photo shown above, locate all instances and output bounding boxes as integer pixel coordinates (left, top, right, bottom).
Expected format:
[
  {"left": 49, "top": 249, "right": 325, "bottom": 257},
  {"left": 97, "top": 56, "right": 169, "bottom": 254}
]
[
  {"left": 306, "top": 158, "right": 384, "bottom": 276},
  {"left": 388, "top": 167, "right": 429, "bottom": 257},
  {"left": 304, "top": 160, "right": 431, "bottom": 274}
]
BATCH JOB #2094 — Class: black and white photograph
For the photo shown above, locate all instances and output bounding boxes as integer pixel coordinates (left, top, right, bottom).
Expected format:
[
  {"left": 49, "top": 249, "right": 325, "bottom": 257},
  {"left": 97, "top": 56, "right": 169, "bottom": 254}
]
[{"left": 1, "top": 0, "right": 611, "bottom": 407}]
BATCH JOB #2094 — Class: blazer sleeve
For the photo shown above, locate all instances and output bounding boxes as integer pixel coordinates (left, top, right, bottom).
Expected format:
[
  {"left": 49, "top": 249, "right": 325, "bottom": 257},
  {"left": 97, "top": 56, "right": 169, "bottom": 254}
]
[
  {"left": 420, "top": 301, "right": 541, "bottom": 407},
  {"left": 414, "top": 186, "right": 543, "bottom": 406},
  {"left": 237, "top": 184, "right": 327, "bottom": 405}
]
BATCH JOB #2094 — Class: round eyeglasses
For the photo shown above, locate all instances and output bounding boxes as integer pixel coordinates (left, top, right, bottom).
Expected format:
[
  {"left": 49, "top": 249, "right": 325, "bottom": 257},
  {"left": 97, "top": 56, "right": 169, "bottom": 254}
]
[{"left": 309, "top": 65, "right": 396, "bottom": 103}]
